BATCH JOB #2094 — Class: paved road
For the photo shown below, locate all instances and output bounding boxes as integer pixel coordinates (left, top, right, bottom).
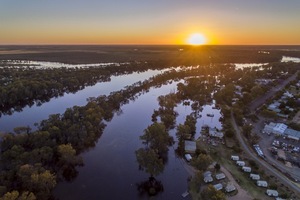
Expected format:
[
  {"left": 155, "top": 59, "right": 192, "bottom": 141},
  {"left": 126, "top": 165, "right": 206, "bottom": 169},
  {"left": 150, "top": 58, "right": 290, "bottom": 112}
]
[
  {"left": 231, "top": 112, "right": 300, "bottom": 194},
  {"left": 231, "top": 71, "right": 300, "bottom": 195},
  {"left": 249, "top": 71, "right": 299, "bottom": 112}
]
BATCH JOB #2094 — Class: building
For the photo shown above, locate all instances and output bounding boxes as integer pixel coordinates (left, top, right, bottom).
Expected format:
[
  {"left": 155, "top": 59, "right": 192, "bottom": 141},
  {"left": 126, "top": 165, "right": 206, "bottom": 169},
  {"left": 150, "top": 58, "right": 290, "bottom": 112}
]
[
  {"left": 250, "top": 174, "right": 260, "bottom": 180},
  {"left": 264, "top": 123, "right": 300, "bottom": 140},
  {"left": 257, "top": 180, "right": 268, "bottom": 187},
  {"left": 242, "top": 166, "right": 251, "bottom": 173},
  {"left": 236, "top": 161, "right": 245, "bottom": 167},
  {"left": 208, "top": 127, "right": 224, "bottom": 139},
  {"left": 284, "top": 128, "right": 300, "bottom": 141},
  {"left": 231, "top": 155, "right": 239, "bottom": 161},
  {"left": 268, "top": 102, "right": 281, "bottom": 113},
  {"left": 215, "top": 173, "right": 226, "bottom": 180},
  {"left": 213, "top": 183, "right": 223, "bottom": 191},
  {"left": 184, "top": 140, "right": 196, "bottom": 153},
  {"left": 266, "top": 189, "right": 279, "bottom": 197},
  {"left": 263, "top": 122, "right": 287, "bottom": 135},
  {"left": 203, "top": 171, "right": 213, "bottom": 183},
  {"left": 263, "top": 122, "right": 277, "bottom": 134},
  {"left": 225, "top": 183, "right": 236, "bottom": 193},
  {"left": 273, "top": 123, "right": 288, "bottom": 135}
]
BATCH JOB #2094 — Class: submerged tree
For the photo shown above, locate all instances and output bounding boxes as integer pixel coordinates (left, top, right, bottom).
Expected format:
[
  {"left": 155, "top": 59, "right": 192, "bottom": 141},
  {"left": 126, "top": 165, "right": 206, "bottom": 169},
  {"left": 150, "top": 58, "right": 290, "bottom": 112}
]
[
  {"left": 135, "top": 148, "right": 165, "bottom": 196},
  {"left": 135, "top": 148, "right": 164, "bottom": 177},
  {"left": 140, "top": 122, "right": 174, "bottom": 157}
]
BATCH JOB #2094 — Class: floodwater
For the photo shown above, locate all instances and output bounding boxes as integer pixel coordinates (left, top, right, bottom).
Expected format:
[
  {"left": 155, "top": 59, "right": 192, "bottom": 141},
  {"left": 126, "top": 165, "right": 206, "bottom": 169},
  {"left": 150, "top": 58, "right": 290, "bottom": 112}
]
[
  {"left": 234, "top": 63, "right": 267, "bottom": 70},
  {"left": 281, "top": 56, "right": 300, "bottom": 63},
  {"left": 0, "top": 63, "right": 222, "bottom": 199},
  {"left": 0, "top": 68, "right": 166, "bottom": 132},
  {"left": 53, "top": 81, "right": 221, "bottom": 200}
]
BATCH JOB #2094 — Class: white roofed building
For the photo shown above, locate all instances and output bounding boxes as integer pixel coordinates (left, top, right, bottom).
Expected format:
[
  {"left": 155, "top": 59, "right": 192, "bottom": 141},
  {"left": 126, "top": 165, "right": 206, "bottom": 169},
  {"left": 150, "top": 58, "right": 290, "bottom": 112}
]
[{"left": 273, "top": 123, "right": 287, "bottom": 135}]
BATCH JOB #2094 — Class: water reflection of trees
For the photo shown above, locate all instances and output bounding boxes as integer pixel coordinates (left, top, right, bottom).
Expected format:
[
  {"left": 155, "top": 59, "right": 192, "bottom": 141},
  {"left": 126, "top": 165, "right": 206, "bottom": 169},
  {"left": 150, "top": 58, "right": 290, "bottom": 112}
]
[
  {"left": 1, "top": 61, "right": 298, "bottom": 198},
  {"left": 135, "top": 122, "right": 173, "bottom": 196}
]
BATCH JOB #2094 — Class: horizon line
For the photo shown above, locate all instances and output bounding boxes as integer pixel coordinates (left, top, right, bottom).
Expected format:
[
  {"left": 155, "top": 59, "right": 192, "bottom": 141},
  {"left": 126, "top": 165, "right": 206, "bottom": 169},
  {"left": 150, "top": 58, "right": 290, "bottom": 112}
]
[{"left": 1, "top": 44, "right": 300, "bottom": 46}]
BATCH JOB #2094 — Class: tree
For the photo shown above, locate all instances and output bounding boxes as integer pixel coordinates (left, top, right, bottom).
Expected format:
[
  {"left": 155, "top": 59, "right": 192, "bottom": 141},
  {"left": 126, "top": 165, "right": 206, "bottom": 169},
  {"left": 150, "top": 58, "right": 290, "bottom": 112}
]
[
  {"left": 184, "top": 114, "right": 197, "bottom": 137},
  {"left": 176, "top": 124, "right": 191, "bottom": 141},
  {"left": 201, "top": 185, "right": 226, "bottom": 200},
  {"left": 191, "top": 154, "right": 212, "bottom": 171},
  {"left": 0, "top": 191, "right": 36, "bottom": 200},
  {"left": 19, "top": 191, "right": 36, "bottom": 200},
  {"left": 30, "top": 170, "right": 56, "bottom": 199},
  {"left": 242, "top": 124, "right": 253, "bottom": 139},
  {"left": 13, "top": 126, "right": 31, "bottom": 135},
  {"left": 176, "top": 124, "right": 190, "bottom": 156},
  {"left": 214, "top": 163, "right": 221, "bottom": 172},
  {"left": 57, "top": 144, "right": 82, "bottom": 167},
  {"left": 140, "top": 122, "right": 174, "bottom": 155},
  {"left": 260, "top": 109, "right": 278, "bottom": 119},
  {"left": 135, "top": 148, "right": 164, "bottom": 177},
  {"left": 0, "top": 191, "right": 19, "bottom": 200}
]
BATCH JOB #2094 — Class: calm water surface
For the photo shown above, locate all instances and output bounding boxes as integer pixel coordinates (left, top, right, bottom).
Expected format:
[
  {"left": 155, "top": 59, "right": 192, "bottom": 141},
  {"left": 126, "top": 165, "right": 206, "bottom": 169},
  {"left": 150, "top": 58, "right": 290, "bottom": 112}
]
[
  {"left": 0, "top": 69, "right": 165, "bottom": 132},
  {"left": 53, "top": 81, "right": 221, "bottom": 200},
  {"left": 0, "top": 66, "right": 222, "bottom": 200}
]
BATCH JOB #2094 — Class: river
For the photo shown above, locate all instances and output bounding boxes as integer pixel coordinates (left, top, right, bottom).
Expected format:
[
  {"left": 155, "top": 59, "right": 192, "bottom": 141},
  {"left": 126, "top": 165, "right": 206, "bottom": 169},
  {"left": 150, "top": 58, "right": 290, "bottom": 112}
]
[
  {"left": 53, "top": 80, "right": 221, "bottom": 200},
  {"left": 0, "top": 69, "right": 166, "bottom": 132},
  {"left": 0, "top": 64, "right": 222, "bottom": 199}
]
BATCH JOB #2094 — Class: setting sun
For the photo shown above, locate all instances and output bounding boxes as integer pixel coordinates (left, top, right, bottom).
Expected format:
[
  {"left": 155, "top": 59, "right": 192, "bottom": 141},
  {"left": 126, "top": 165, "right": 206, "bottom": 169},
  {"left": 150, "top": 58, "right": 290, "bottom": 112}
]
[{"left": 187, "top": 33, "right": 206, "bottom": 45}]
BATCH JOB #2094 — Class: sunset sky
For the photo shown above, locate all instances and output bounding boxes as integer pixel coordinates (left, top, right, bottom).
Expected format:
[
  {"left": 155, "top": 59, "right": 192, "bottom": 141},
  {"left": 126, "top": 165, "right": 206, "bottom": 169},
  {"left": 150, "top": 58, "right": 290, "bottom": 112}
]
[{"left": 1, "top": 0, "right": 300, "bottom": 45}]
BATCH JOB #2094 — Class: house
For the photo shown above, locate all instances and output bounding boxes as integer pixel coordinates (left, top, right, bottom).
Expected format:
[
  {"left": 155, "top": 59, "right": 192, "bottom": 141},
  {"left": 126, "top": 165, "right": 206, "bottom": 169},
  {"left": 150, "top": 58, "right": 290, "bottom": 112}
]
[
  {"left": 236, "top": 161, "right": 245, "bottom": 167},
  {"left": 268, "top": 102, "right": 281, "bottom": 113},
  {"left": 266, "top": 189, "right": 279, "bottom": 197},
  {"left": 184, "top": 140, "right": 196, "bottom": 153},
  {"left": 225, "top": 183, "right": 236, "bottom": 193},
  {"left": 242, "top": 166, "right": 251, "bottom": 173},
  {"left": 250, "top": 174, "right": 260, "bottom": 180},
  {"left": 208, "top": 127, "right": 224, "bottom": 139},
  {"left": 215, "top": 173, "right": 226, "bottom": 180},
  {"left": 257, "top": 180, "right": 268, "bottom": 187},
  {"left": 213, "top": 183, "right": 223, "bottom": 191},
  {"left": 203, "top": 171, "right": 213, "bottom": 183},
  {"left": 185, "top": 154, "right": 192, "bottom": 162},
  {"left": 231, "top": 155, "right": 239, "bottom": 161}
]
